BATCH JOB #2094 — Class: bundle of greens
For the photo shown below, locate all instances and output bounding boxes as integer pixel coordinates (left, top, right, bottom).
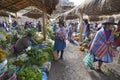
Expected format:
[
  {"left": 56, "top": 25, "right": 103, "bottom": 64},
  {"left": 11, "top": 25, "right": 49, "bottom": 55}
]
[
  {"left": 46, "top": 26, "right": 55, "bottom": 40},
  {"left": 17, "top": 67, "right": 42, "bottom": 80},
  {"left": 0, "top": 39, "right": 7, "bottom": 49},
  {"left": 24, "top": 48, "right": 48, "bottom": 66}
]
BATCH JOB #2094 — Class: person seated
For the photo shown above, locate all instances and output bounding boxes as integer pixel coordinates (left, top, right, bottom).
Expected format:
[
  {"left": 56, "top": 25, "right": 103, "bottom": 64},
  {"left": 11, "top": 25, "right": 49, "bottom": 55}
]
[{"left": 13, "top": 33, "right": 37, "bottom": 54}]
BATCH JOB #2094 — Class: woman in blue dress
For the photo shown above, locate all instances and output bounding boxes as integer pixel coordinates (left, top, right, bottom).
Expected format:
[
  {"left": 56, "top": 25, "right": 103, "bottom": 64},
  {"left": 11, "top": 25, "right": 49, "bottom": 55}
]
[{"left": 54, "top": 20, "right": 66, "bottom": 60}]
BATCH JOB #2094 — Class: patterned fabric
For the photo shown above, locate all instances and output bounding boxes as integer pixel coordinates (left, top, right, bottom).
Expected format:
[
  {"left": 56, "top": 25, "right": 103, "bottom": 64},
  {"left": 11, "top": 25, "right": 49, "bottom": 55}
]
[
  {"left": 56, "top": 27, "right": 66, "bottom": 41},
  {"left": 90, "top": 27, "right": 115, "bottom": 60},
  {"left": 54, "top": 26, "right": 66, "bottom": 50}
]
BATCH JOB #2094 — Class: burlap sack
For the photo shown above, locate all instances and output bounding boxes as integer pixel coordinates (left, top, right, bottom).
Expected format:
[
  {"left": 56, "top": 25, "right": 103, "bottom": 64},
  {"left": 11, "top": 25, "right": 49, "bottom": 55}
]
[
  {"left": 53, "top": 51, "right": 58, "bottom": 61},
  {"left": 118, "top": 53, "right": 120, "bottom": 64}
]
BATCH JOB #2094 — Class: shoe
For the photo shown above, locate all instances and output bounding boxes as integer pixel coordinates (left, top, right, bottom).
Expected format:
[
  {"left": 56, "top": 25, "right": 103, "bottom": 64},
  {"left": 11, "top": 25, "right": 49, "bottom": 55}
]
[
  {"left": 96, "top": 69, "right": 102, "bottom": 72},
  {"left": 90, "top": 67, "right": 95, "bottom": 70},
  {"left": 58, "top": 58, "right": 64, "bottom": 62}
]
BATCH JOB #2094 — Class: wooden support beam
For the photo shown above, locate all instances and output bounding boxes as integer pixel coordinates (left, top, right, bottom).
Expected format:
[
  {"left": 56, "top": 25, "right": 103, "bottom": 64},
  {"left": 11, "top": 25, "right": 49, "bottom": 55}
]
[
  {"left": 15, "top": 12, "right": 18, "bottom": 23},
  {"left": 42, "top": 5, "right": 47, "bottom": 40},
  {"left": 79, "top": 12, "right": 83, "bottom": 41}
]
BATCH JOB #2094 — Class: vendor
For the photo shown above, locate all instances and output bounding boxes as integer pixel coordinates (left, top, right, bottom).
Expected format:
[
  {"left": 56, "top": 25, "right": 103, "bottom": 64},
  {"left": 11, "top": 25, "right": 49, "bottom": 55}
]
[{"left": 14, "top": 33, "right": 37, "bottom": 54}]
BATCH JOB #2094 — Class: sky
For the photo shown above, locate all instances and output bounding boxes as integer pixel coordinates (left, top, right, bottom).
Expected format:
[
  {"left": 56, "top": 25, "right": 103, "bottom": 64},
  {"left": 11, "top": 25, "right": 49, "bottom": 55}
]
[{"left": 69, "top": 0, "right": 85, "bottom": 5}]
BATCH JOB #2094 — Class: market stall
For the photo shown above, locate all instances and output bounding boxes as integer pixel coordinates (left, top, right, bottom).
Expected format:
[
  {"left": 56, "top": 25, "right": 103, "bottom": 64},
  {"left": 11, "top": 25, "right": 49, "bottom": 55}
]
[{"left": 0, "top": 0, "right": 58, "bottom": 80}]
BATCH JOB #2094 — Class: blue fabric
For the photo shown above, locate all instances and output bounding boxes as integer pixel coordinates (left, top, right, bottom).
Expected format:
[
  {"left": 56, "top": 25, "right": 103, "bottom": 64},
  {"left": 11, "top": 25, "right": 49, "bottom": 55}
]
[
  {"left": 90, "top": 27, "right": 114, "bottom": 63},
  {"left": 90, "top": 27, "right": 114, "bottom": 56},
  {"left": 54, "top": 38, "right": 66, "bottom": 50},
  {"left": 84, "top": 24, "right": 90, "bottom": 39},
  {"left": 94, "top": 52, "right": 113, "bottom": 63},
  {"left": 71, "top": 40, "right": 79, "bottom": 46},
  {"left": 42, "top": 72, "right": 48, "bottom": 80}
]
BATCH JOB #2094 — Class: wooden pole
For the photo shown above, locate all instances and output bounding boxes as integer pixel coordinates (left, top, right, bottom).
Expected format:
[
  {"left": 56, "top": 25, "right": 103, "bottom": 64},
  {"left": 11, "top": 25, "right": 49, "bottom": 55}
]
[
  {"left": 42, "top": 5, "right": 46, "bottom": 40},
  {"left": 15, "top": 12, "right": 18, "bottom": 23},
  {"left": 79, "top": 12, "right": 83, "bottom": 41}
]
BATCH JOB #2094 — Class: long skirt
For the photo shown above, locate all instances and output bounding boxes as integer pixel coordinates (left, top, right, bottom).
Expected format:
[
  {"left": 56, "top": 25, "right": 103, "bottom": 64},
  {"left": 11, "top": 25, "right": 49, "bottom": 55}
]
[
  {"left": 54, "top": 38, "right": 66, "bottom": 50},
  {"left": 94, "top": 52, "right": 113, "bottom": 63}
]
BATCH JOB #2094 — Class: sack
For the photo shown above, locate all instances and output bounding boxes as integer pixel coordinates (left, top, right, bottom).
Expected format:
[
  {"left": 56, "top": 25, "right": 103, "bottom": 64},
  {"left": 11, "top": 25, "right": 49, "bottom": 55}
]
[
  {"left": 53, "top": 51, "right": 58, "bottom": 61},
  {"left": 118, "top": 53, "right": 120, "bottom": 64},
  {"left": 83, "top": 52, "right": 93, "bottom": 68}
]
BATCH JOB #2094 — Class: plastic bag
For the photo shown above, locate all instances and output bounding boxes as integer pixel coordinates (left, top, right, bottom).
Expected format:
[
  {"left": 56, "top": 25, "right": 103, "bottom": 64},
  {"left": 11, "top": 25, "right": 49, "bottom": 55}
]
[
  {"left": 42, "top": 72, "right": 48, "bottom": 80},
  {"left": 83, "top": 52, "right": 93, "bottom": 68},
  {"left": 118, "top": 53, "right": 120, "bottom": 64}
]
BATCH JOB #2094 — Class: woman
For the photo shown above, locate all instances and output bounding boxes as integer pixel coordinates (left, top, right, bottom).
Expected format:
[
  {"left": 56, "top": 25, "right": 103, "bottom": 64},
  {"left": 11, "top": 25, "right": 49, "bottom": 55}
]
[
  {"left": 84, "top": 19, "right": 90, "bottom": 40},
  {"left": 54, "top": 20, "right": 66, "bottom": 61},
  {"left": 89, "top": 17, "right": 117, "bottom": 71},
  {"left": 67, "top": 23, "right": 73, "bottom": 42},
  {"left": 14, "top": 33, "right": 37, "bottom": 54}
]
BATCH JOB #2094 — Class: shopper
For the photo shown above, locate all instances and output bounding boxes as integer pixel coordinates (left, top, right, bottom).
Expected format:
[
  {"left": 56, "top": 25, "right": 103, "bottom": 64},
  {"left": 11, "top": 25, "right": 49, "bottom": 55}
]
[
  {"left": 89, "top": 17, "right": 117, "bottom": 71},
  {"left": 54, "top": 20, "right": 66, "bottom": 61}
]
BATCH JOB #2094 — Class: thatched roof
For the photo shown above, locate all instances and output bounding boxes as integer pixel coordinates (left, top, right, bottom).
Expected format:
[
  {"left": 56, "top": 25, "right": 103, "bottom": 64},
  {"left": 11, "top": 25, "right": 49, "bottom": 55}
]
[
  {"left": 0, "top": 10, "right": 15, "bottom": 17},
  {"left": 62, "top": 0, "right": 120, "bottom": 16},
  {"left": 22, "top": 9, "right": 50, "bottom": 19},
  {"left": 0, "top": 0, "right": 59, "bottom": 14},
  {"left": 22, "top": 9, "right": 42, "bottom": 19},
  {"left": 89, "top": 16, "right": 103, "bottom": 22},
  {"left": 65, "top": 14, "right": 79, "bottom": 20},
  {"left": 80, "top": 0, "right": 120, "bottom": 15}
]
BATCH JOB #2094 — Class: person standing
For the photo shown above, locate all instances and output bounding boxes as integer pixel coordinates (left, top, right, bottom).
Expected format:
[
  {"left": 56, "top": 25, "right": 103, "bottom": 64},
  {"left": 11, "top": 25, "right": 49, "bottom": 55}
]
[
  {"left": 54, "top": 20, "right": 66, "bottom": 61},
  {"left": 83, "top": 19, "right": 90, "bottom": 40},
  {"left": 67, "top": 23, "right": 73, "bottom": 42},
  {"left": 36, "top": 21, "right": 42, "bottom": 32},
  {"left": 89, "top": 17, "right": 117, "bottom": 71}
]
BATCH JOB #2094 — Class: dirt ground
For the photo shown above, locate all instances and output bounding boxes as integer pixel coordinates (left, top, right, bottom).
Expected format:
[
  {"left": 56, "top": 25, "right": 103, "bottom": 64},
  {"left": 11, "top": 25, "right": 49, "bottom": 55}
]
[{"left": 48, "top": 41, "right": 119, "bottom": 80}]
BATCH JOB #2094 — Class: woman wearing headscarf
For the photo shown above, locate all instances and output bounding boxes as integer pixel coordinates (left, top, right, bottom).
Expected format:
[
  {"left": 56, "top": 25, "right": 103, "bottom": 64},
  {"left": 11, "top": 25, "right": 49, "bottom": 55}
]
[{"left": 89, "top": 17, "right": 117, "bottom": 71}]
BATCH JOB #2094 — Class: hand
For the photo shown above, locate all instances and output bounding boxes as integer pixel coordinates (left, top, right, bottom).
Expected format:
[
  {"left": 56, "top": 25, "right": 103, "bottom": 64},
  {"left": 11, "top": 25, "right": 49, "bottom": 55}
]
[{"left": 106, "top": 41, "right": 111, "bottom": 45}]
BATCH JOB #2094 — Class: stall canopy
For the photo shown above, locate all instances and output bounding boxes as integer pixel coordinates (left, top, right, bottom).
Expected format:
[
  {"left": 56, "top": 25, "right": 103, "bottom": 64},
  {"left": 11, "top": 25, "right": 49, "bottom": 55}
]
[
  {"left": 22, "top": 9, "right": 50, "bottom": 19},
  {"left": 0, "top": 0, "right": 59, "bottom": 14},
  {"left": 22, "top": 9, "right": 43, "bottom": 19},
  {"left": 0, "top": 10, "right": 15, "bottom": 18},
  {"left": 60, "top": 0, "right": 120, "bottom": 16},
  {"left": 65, "top": 14, "right": 79, "bottom": 20},
  {"left": 80, "top": 0, "right": 120, "bottom": 15}
]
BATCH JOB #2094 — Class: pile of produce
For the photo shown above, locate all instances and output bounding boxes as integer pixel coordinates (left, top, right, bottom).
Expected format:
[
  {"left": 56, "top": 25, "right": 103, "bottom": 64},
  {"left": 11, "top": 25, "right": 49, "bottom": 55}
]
[
  {"left": 46, "top": 26, "right": 55, "bottom": 40},
  {"left": 23, "top": 48, "right": 52, "bottom": 66},
  {"left": 17, "top": 67, "right": 42, "bottom": 80},
  {"left": 0, "top": 39, "right": 7, "bottom": 49},
  {"left": 0, "top": 49, "right": 6, "bottom": 63},
  {"left": 13, "top": 54, "right": 29, "bottom": 66}
]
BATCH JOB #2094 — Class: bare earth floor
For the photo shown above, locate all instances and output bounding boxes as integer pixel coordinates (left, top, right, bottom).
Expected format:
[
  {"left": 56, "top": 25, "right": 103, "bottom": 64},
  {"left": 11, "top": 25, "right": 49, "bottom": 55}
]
[{"left": 48, "top": 41, "right": 119, "bottom": 80}]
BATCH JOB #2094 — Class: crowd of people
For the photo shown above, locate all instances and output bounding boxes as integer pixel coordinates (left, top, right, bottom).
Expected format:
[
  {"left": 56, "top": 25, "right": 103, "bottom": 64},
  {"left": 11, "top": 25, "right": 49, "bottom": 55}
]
[
  {"left": 52, "top": 17, "right": 120, "bottom": 72},
  {"left": 0, "top": 16, "right": 120, "bottom": 72}
]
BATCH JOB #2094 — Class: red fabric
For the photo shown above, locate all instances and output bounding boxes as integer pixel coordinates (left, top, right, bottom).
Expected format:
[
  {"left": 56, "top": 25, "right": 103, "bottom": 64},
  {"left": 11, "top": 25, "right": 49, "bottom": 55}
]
[
  {"left": 112, "top": 37, "right": 120, "bottom": 46},
  {"left": 117, "top": 26, "right": 120, "bottom": 32}
]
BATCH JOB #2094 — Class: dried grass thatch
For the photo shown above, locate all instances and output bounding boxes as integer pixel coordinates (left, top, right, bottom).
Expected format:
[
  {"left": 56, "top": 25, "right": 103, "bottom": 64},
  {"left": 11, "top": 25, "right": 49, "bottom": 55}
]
[
  {"left": 65, "top": 14, "right": 79, "bottom": 20},
  {"left": 80, "top": 0, "right": 120, "bottom": 15},
  {"left": 22, "top": 9, "right": 42, "bottom": 19},
  {"left": 0, "top": 10, "right": 15, "bottom": 17},
  {"left": 0, "top": 0, "right": 59, "bottom": 14},
  {"left": 22, "top": 9, "right": 50, "bottom": 19},
  {"left": 62, "top": 0, "right": 120, "bottom": 16}
]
